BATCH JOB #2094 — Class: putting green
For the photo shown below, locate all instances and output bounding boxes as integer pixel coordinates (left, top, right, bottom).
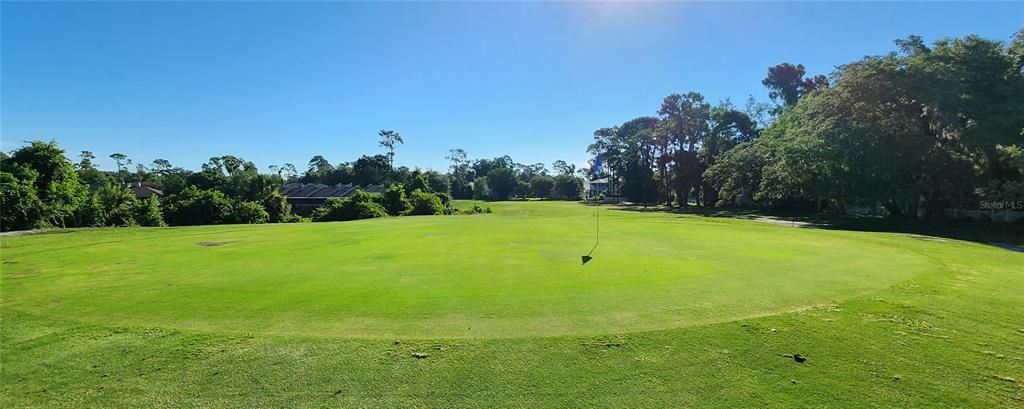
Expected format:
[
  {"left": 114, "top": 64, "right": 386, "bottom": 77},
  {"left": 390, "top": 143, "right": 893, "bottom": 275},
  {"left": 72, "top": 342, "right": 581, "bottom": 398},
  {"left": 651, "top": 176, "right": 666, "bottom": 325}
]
[{"left": 0, "top": 201, "right": 936, "bottom": 338}]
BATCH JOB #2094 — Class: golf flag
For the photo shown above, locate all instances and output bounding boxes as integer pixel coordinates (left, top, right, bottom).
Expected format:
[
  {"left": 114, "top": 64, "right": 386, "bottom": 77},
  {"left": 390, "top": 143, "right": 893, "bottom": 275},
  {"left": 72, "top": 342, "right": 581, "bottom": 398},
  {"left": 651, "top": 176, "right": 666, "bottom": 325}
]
[{"left": 593, "top": 155, "right": 603, "bottom": 175}]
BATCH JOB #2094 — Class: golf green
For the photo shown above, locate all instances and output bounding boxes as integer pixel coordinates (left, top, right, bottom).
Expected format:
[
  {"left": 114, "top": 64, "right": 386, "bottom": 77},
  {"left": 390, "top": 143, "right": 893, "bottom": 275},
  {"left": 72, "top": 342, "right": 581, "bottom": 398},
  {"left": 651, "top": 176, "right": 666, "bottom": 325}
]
[
  {"left": 3, "top": 201, "right": 1023, "bottom": 407},
  {"left": 3, "top": 201, "right": 933, "bottom": 338}
]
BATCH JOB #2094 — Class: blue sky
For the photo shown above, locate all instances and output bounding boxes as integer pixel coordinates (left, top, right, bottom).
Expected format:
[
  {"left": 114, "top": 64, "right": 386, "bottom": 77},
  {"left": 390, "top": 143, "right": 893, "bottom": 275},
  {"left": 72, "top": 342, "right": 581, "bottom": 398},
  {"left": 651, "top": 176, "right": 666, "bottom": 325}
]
[{"left": 2, "top": 2, "right": 1022, "bottom": 173}]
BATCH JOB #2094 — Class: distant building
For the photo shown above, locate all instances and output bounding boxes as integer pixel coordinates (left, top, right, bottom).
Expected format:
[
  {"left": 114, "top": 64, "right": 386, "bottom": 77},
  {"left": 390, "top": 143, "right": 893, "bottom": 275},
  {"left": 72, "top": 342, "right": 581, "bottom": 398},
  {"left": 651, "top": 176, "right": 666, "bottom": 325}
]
[
  {"left": 279, "top": 183, "right": 386, "bottom": 215},
  {"left": 583, "top": 178, "right": 619, "bottom": 200},
  {"left": 131, "top": 183, "right": 164, "bottom": 200}
]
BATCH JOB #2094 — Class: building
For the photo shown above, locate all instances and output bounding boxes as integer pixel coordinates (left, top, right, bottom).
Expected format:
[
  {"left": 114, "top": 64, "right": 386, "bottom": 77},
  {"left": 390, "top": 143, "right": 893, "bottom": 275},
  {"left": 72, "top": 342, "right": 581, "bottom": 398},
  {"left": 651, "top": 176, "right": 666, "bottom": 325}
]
[
  {"left": 131, "top": 183, "right": 164, "bottom": 200},
  {"left": 279, "top": 183, "right": 386, "bottom": 215},
  {"left": 583, "top": 178, "right": 620, "bottom": 200}
]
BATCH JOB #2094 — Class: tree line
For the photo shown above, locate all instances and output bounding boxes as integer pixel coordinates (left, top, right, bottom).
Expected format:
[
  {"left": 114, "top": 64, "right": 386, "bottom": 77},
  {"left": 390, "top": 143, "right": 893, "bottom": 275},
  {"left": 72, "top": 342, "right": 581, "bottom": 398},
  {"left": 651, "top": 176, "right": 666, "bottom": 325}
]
[
  {"left": 590, "top": 30, "right": 1024, "bottom": 219},
  {"left": 0, "top": 129, "right": 585, "bottom": 231}
]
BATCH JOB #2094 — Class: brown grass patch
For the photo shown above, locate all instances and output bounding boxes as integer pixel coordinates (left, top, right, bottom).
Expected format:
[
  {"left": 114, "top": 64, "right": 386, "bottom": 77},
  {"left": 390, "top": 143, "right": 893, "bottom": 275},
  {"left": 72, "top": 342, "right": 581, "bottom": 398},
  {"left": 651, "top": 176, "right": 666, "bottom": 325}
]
[{"left": 196, "top": 241, "right": 237, "bottom": 247}]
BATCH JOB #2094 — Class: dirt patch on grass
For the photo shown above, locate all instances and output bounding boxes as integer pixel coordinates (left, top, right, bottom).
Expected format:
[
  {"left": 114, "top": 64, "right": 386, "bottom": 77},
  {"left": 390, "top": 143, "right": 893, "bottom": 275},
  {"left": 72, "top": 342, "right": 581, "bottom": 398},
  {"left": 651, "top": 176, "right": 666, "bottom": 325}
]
[
  {"left": 196, "top": 241, "right": 237, "bottom": 247},
  {"left": 3, "top": 271, "right": 39, "bottom": 279}
]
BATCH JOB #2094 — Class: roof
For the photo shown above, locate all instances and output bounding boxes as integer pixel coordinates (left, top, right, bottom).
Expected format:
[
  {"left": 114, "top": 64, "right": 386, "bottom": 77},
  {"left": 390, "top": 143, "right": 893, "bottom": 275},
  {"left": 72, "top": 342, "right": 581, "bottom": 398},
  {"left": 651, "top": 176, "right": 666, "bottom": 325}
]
[
  {"left": 584, "top": 178, "right": 611, "bottom": 188},
  {"left": 132, "top": 185, "right": 163, "bottom": 198},
  {"left": 279, "top": 183, "right": 386, "bottom": 198}
]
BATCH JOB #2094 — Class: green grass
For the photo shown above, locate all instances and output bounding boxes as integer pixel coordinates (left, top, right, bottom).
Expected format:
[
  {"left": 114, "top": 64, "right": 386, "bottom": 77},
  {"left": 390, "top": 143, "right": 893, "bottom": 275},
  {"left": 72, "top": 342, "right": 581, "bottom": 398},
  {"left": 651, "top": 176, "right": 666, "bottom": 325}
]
[{"left": 2, "top": 201, "right": 1022, "bottom": 407}]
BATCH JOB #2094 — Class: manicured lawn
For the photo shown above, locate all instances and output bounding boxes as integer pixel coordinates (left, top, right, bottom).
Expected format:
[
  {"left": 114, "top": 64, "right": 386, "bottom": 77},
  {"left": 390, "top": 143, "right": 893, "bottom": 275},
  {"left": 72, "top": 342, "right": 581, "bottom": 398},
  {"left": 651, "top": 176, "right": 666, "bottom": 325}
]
[{"left": 2, "top": 201, "right": 1022, "bottom": 407}]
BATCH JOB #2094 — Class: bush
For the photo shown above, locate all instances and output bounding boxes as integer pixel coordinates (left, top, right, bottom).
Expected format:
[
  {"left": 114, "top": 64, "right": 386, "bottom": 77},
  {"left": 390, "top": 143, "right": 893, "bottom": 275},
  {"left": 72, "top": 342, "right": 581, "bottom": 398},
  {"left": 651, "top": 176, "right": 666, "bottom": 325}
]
[
  {"left": 434, "top": 192, "right": 455, "bottom": 214},
  {"left": 134, "top": 196, "right": 165, "bottom": 227},
  {"left": 162, "top": 186, "right": 233, "bottom": 226},
  {"left": 311, "top": 190, "right": 388, "bottom": 222},
  {"left": 460, "top": 204, "right": 492, "bottom": 215},
  {"left": 409, "top": 173, "right": 432, "bottom": 193},
  {"left": 0, "top": 170, "right": 46, "bottom": 231},
  {"left": 94, "top": 184, "right": 140, "bottom": 227},
  {"left": 231, "top": 200, "right": 269, "bottom": 224},
  {"left": 407, "top": 189, "right": 444, "bottom": 215},
  {"left": 261, "top": 190, "right": 291, "bottom": 223},
  {"left": 383, "top": 183, "right": 411, "bottom": 216}
]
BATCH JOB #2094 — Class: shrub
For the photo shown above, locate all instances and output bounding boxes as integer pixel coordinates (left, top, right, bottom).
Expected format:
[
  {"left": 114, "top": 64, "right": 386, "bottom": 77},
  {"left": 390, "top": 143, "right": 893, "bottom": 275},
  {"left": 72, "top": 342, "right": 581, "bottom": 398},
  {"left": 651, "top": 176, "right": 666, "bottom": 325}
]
[
  {"left": 409, "top": 173, "right": 432, "bottom": 193},
  {"left": 0, "top": 170, "right": 46, "bottom": 231},
  {"left": 162, "top": 186, "right": 233, "bottom": 226},
  {"left": 231, "top": 200, "right": 269, "bottom": 224},
  {"left": 407, "top": 189, "right": 444, "bottom": 215},
  {"left": 434, "top": 192, "right": 455, "bottom": 214},
  {"left": 383, "top": 183, "right": 411, "bottom": 216},
  {"left": 94, "top": 184, "right": 140, "bottom": 227},
  {"left": 261, "top": 190, "right": 291, "bottom": 223},
  {"left": 460, "top": 204, "right": 492, "bottom": 215},
  {"left": 311, "top": 190, "right": 388, "bottom": 222},
  {"left": 134, "top": 196, "right": 165, "bottom": 227}
]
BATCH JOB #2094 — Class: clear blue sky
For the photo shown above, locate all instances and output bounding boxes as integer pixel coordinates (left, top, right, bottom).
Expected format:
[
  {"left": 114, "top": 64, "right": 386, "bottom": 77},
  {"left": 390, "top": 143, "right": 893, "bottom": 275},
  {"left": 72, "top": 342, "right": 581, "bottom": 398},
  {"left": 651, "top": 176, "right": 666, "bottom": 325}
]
[{"left": 2, "top": 2, "right": 1021, "bottom": 173}]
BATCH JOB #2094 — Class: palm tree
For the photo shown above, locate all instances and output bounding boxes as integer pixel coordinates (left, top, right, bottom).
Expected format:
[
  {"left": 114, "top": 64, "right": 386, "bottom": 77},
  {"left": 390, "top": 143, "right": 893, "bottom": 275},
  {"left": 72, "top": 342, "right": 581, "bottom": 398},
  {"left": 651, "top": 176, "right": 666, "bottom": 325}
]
[{"left": 378, "top": 129, "right": 403, "bottom": 169}]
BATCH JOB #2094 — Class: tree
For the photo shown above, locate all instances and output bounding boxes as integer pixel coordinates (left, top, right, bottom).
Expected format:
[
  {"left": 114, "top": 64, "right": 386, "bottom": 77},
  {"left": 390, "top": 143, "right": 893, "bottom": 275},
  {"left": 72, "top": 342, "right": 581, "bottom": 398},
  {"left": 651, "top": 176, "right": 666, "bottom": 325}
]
[
  {"left": 261, "top": 190, "right": 292, "bottom": 223},
  {"left": 446, "top": 149, "right": 469, "bottom": 174},
  {"left": 589, "top": 117, "right": 659, "bottom": 203},
  {"left": 552, "top": 160, "right": 575, "bottom": 175},
  {"left": 161, "top": 186, "right": 233, "bottom": 226},
  {"left": 382, "top": 183, "right": 411, "bottom": 215},
  {"left": 701, "top": 102, "right": 761, "bottom": 205},
  {"left": 473, "top": 176, "right": 489, "bottom": 199},
  {"left": 486, "top": 167, "right": 517, "bottom": 200},
  {"left": 707, "top": 32, "right": 1024, "bottom": 216},
  {"left": 407, "top": 189, "right": 444, "bottom": 215},
  {"left": 424, "top": 171, "right": 451, "bottom": 195},
  {"left": 281, "top": 163, "right": 298, "bottom": 182},
  {"left": 447, "top": 148, "right": 473, "bottom": 199},
  {"left": 0, "top": 170, "right": 45, "bottom": 231},
  {"left": 553, "top": 174, "right": 583, "bottom": 200},
  {"left": 409, "top": 173, "right": 432, "bottom": 193},
  {"left": 529, "top": 175, "right": 555, "bottom": 199},
  {"left": 76, "top": 151, "right": 96, "bottom": 170},
  {"left": 134, "top": 196, "right": 165, "bottom": 227},
  {"left": 378, "top": 129, "right": 404, "bottom": 169},
  {"left": 76, "top": 150, "right": 110, "bottom": 187},
  {"left": 306, "top": 155, "right": 333, "bottom": 183},
  {"left": 109, "top": 153, "right": 128, "bottom": 173},
  {"left": 514, "top": 180, "right": 530, "bottom": 198},
  {"left": 311, "top": 191, "right": 388, "bottom": 222},
  {"left": 658, "top": 92, "right": 711, "bottom": 206},
  {"left": 94, "top": 183, "right": 141, "bottom": 226},
  {"left": 762, "top": 63, "right": 828, "bottom": 111},
  {"left": 352, "top": 155, "right": 391, "bottom": 186},
  {"left": 151, "top": 159, "right": 172, "bottom": 173},
  {"left": 3, "top": 141, "right": 88, "bottom": 227},
  {"left": 472, "top": 156, "right": 514, "bottom": 178},
  {"left": 230, "top": 200, "right": 270, "bottom": 224}
]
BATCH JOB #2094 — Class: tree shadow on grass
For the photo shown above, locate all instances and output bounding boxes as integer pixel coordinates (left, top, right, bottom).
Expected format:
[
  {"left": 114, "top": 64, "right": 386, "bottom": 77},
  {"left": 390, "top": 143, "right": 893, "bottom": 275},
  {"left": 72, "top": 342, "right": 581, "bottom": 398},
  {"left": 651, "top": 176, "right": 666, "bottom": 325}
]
[{"left": 607, "top": 204, "right": 1024, "bottom": 249}]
